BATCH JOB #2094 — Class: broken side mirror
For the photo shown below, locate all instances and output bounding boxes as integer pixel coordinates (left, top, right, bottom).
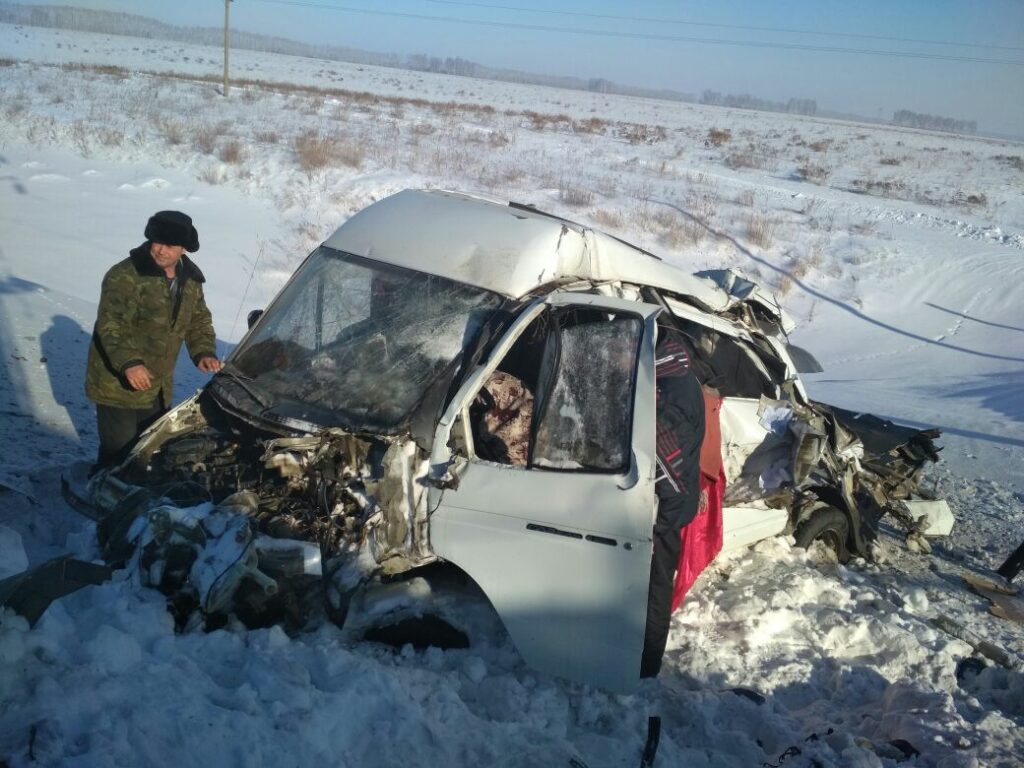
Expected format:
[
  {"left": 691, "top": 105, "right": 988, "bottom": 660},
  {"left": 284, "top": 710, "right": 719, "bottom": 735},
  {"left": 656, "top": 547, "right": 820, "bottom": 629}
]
[
  {"left": 246, "top": 309, "right": 264, "bottom": 329},
  {"left": 786, "top": 343, "right": 824, "bottom": 373}
]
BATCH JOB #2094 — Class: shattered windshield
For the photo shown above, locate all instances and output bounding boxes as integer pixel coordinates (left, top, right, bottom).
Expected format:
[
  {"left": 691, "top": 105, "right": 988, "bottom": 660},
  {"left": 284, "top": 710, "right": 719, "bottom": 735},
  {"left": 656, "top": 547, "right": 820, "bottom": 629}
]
[{"left": 228, "top": 247, "right": 503, "bottom": 432}]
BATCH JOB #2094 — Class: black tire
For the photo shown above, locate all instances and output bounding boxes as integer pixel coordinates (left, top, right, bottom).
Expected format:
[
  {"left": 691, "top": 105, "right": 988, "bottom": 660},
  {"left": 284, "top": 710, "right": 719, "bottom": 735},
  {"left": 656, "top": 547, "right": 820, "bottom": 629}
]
[{"left": 794, "top": 507, "right": 851, "bottom": 563}]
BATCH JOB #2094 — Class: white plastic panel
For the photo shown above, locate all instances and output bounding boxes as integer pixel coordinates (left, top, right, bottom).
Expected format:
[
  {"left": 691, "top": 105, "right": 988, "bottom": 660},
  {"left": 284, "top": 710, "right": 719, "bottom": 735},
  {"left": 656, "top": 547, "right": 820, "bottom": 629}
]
[
  {"left": 905, "top": 499, "right": 955, "bottom": 537},
  {"left": 720, "top": 505, "right": 790, "bottom": 554}
]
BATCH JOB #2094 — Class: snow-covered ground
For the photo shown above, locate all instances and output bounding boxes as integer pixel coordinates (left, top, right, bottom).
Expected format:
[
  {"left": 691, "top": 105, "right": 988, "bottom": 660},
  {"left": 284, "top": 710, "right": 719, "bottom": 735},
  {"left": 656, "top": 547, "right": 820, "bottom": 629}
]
[{"left": 1, "top": 21, "right": 1022, "bottom": 768}]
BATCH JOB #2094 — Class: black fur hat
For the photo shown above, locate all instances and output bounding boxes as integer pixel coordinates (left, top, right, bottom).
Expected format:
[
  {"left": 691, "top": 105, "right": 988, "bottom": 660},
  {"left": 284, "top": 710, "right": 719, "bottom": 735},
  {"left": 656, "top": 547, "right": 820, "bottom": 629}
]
[{"left": 144, "top": 210, "right": 200, "bottom": 252}]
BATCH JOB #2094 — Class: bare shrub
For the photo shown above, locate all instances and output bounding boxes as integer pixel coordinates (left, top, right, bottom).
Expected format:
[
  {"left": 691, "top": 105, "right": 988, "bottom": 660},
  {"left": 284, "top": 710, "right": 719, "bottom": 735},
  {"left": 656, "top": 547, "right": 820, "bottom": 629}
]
[
  {"left": 194, "top": 124, "right": 220, "bottom": 155},
  {"left": 992, "top": 154, "right": 1023, "bottom": 171},
  {"left": 299, "top": 97, "right": 323, "bottom": 116},
  {"left": 475, "top": 165, "right": 509, "bottom": 192},
  {"left": 61, "top": 62, "right": 128, "bottom": 79},
  {"left": 593, "top": 209, "right": 624, "bottom": 230},
  {"left": 488, "top": 130, "right": 512, "bottom": 148},
  {"left": 808, "top": 139, "right": 831, "bottom": 152},
  {"left": 5, "top": 95, "right": 27, "bottom": 120},
  {"left": 706, "top": 128, "right": 731, "bottom": 147},
  {"left": 294, "top": 131, "right": 364, "bottom": 173},
  {"left": 746, "top": 212, "right": 776, "bottom": 248},
  {"left": 651, "top": 209, "right": 677, "bottom": 229},
  {"left": 800, "top": 197, "right": 824, "bottom": 216},
  {"left": 879, "top": 157, "right": 901, "bottom": 166},
  {"left": 218, "top": 139, "right": 245, "bottom": 164},
  {"left": 687, "top": 191, "right": 718, "bottom": 225},
  {"left": 412, "top": 122, "right": 436, "bottom": 136},
  {"left": 724, "top": 150, "right": 755, "bottom": 169},
  {"left": 795, "top": 164, "right": 831, "bottom": 183},
  {"left": 574, "top": 117, "right": 608, "bottom": 135},
  {"left": 958, "top": 191, "right": 988, "bottom": 207},
  {"left": 724, "top": 145, "right": 777, "bottom": 171},
  {"left": 655, "top": 210, "right": 704, "bottom": 249},
  {"left": 295, "top": 132, "right": 334, "bottom": 173},
  {"left": 160, "top": 119, "right": 185, "bottom": 145},
  {"left": 255, "top": 130, "right": 279, "bottom": 144},
  {"left": 560, "top": 184, "right": 594, "bottom": 207},
  {"left": 736, "top": 189, "right": 755, "bottom": 207},
  {"left": 240, "top": 88, "right": 262, "bottom": 104},
  {"left": 0, "top": 58, "right": 15, "bottom": 67},
  {"left": 617, "top": 123, "right": 667, "bottom": 145},
  {"left": 777, "top": 244, "right": 824, "bottom": 296},
  {"left": 594, "top": 176, "right": 619, "bottom": 199},
  {"left": 849, "top": 178, "right": 909, "bottom": 198},
  {"left": 499, "top": 165, "right": 524, "bottom": 185},
  {"left": 70, "top": 120, "right": 92, "bottom": 157},
  {"left": 99, "top": 128, "right": 123, "bottom": 147},
  {"left": 199, "top": 166, "right": 225, "bottom": 185},
  {"left": 335, "top": 140, "right": 366, "bottom": 169},
  {"left": 656, "top": 160, "right": 676, "bottom": 178},
  {"left": 431, "top": 100, "right": 460, "bottom": 118},
  {"left": 524, "top": 110, "right": 549, "bottom": 130},
  {"left": 524, "top": 110, "right": 572, "bottom": 132}
]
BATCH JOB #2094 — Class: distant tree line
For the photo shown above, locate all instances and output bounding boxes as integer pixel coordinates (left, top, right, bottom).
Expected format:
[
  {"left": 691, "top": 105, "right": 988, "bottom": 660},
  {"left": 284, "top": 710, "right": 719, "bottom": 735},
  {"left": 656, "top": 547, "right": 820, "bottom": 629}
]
[
  {"left": 400, "top": 54, "right": 696, "bottom": 103},
  {"left": 700, "top": 90, "right": 817, "bottom": 116},
  {"left": 892, "top": 110, "right": 976, "bottom": 135},
  {"left": 0, "top": 2, "right": 400, "bottom": 66},
  {"left": 11, "top": 2, "right": 875, "bottom": 114}
]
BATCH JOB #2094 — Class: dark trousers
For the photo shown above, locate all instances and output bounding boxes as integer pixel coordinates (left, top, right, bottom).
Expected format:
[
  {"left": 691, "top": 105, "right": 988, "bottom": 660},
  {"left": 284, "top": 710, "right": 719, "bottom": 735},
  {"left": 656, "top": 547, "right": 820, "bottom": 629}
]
[
  {"left": 95, "top": 399, "right": 165, "bottom": 467},
  {"left": 641, "top": 493, "right": 698, "bottom": 678}
]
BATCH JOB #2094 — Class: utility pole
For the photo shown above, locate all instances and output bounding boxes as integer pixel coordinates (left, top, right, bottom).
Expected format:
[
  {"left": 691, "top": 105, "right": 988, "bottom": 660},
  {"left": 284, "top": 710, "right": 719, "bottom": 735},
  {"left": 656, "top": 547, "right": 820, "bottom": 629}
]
[{"left": 223, "top": 0, "right": 232, "bottom": 97}]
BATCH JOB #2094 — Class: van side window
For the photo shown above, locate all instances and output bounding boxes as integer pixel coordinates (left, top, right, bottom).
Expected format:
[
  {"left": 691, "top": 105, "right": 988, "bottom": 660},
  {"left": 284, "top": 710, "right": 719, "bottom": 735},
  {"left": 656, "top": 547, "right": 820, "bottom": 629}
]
[
  {"left": 531, "top": 312, "right": 641, "bottom": 472},
  {"left": 468, "top": 309, "right": 641, "bottom": 473}
]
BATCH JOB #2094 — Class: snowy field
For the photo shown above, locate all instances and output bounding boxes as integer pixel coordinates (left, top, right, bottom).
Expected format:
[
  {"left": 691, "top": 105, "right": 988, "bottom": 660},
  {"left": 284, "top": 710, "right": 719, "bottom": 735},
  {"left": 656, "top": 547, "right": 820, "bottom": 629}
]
[{"left": 1, "top": 21, "right": 1022, "bottom": 768}]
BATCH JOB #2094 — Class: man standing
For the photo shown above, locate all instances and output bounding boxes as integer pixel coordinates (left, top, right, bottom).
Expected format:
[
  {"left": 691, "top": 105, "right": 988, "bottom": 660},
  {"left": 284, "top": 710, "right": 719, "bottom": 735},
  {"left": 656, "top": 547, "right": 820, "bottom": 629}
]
[
  {"left": 86, "top": 211, "right": 221, "bottom": 467},
  {"left": 641, "top": 329, "right": 705, "bottom": 678}
]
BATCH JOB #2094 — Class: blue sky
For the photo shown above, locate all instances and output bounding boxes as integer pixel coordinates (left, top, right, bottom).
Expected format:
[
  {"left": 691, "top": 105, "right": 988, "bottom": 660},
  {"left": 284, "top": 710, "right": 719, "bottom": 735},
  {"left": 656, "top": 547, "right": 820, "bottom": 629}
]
[{"left": 15, "top": 1, "right": 1024, "bottom": 135}]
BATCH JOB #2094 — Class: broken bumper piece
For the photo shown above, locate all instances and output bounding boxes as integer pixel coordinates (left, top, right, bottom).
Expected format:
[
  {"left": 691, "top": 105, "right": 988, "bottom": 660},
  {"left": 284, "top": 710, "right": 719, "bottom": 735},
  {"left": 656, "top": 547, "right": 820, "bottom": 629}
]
[{"left": 87, "top": 472, "right": 367, "bottom": 630}]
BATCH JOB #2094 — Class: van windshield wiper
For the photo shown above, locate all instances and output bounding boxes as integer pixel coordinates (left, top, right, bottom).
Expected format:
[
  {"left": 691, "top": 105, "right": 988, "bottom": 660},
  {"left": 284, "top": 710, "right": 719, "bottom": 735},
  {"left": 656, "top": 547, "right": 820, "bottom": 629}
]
[{"left": 214, "top": 364, "right": 274, "bottom": 409}]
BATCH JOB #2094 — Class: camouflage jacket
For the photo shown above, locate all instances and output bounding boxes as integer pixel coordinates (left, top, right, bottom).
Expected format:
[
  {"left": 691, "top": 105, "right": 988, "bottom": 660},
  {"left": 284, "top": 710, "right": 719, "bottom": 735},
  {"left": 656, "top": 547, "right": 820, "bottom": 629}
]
[{"left": 85, "top": 243, "right": 216, "bottom": 409}]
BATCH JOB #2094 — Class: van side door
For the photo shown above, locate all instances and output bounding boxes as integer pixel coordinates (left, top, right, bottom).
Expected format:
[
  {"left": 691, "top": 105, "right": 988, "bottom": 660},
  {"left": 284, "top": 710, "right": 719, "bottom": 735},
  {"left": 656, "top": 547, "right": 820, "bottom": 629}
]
[{"left": 427, "top": 294, "right": 660, "bottom": 693}]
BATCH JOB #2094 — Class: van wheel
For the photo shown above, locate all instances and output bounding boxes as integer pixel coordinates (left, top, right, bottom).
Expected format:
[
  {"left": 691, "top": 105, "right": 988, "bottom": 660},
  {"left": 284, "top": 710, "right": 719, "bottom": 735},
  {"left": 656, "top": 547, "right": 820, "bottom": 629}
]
[{"left": 794, "top": 507, "right": 851, "bottom": 563}]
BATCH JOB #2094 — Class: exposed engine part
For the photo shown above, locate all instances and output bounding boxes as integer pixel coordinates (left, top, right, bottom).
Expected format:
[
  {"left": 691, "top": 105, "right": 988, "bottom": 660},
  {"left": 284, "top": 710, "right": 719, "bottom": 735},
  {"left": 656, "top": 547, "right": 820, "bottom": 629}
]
[
  {"left": 85, "top": 410, "right": 436, "bottom": 631},
  {"left": 118, "top": 424, "right": 378, "bottom": 560}
]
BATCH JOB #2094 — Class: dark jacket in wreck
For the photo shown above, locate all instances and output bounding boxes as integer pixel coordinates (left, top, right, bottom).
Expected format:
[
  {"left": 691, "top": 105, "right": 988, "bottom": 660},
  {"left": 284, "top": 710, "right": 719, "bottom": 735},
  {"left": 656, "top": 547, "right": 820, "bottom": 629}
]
[{"left": 85, "top": 243, "right": 216, "bottom": 409}]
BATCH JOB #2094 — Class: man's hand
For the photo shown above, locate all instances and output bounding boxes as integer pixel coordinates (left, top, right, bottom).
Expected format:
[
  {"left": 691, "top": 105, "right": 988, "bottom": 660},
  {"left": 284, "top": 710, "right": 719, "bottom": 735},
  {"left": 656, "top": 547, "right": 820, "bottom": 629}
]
[
  {"left": 123, "top": 364, "right": 153, "bottom": 391},
  {"left": 196, "top": 356, "right": 222, "bottom": 373}
]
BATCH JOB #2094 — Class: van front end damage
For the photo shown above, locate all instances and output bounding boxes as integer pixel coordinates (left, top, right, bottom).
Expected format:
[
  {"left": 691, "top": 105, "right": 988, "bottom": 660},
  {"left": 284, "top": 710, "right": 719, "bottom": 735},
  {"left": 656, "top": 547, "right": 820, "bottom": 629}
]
[{"left": 83, "top": 394, "right": 436, "bottom": 630}]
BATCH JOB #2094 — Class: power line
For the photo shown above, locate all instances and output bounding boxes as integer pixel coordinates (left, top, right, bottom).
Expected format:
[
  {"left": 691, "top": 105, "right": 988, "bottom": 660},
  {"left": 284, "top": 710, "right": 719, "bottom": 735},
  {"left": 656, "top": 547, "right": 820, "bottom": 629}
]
[
  {"left": 423, "top": 0, "right": 1024, "bottom": 53},
  {"left": 248, "top": 0, "right": 1024, "bottom": 66}
]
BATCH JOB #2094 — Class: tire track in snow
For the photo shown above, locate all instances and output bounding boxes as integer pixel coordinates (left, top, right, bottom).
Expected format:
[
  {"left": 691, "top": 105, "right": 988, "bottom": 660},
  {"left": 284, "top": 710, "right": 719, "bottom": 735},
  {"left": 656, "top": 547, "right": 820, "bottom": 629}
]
[{"left": 820, "top": 251, "right": 1021, "bottom": 367}]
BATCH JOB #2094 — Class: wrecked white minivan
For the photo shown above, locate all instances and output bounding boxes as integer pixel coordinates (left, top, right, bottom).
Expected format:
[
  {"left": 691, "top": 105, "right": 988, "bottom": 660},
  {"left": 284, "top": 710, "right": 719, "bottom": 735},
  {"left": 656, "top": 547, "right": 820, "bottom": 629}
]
[{"left": 79, "top": 189, "right": 944, "bottom": 692}]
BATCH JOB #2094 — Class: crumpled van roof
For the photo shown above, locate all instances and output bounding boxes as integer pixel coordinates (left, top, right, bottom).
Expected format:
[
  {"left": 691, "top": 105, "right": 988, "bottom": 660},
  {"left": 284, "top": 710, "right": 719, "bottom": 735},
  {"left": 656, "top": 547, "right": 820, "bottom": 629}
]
[{"left": 324, "top": 189, "right": 730, "bottom": 308}]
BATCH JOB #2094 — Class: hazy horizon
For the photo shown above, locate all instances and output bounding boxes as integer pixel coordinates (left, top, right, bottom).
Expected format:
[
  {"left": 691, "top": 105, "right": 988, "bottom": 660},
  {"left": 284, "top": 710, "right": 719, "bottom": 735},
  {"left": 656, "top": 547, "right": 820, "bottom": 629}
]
[{"left": 8, "top": 0, "right": 1024, "bottom": 136}]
